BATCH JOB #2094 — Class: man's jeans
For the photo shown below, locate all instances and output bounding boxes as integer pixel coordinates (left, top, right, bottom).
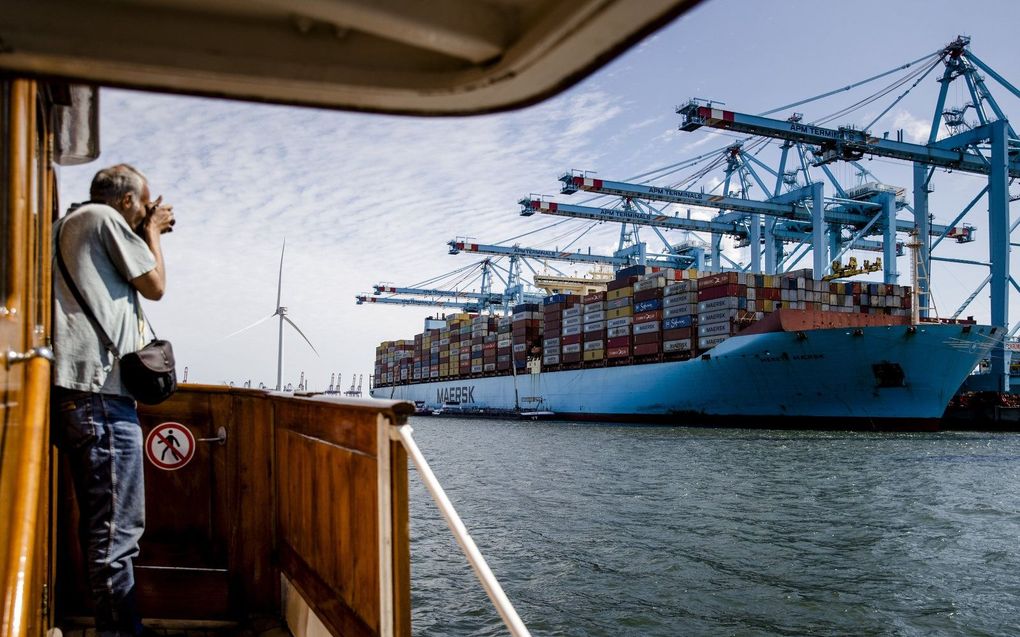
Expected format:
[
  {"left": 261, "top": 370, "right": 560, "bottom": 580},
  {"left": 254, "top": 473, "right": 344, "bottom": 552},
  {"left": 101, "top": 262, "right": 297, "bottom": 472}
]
[{"left": 53, "top": 387, "right": 145, "bottom": 636}]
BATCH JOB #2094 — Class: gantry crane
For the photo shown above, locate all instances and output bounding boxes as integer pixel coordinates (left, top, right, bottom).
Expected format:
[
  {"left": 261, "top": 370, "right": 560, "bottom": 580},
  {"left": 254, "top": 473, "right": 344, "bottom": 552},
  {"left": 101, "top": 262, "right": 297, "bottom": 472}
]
[
  {"left": 677, "top": 36, "right": 1018, "bottom": 391},
  {"left": 358, "top": 256, "right": 544, "bottom": 315},
  {"left": 448, "top": 239, "right": 698, "bottom": 269}
]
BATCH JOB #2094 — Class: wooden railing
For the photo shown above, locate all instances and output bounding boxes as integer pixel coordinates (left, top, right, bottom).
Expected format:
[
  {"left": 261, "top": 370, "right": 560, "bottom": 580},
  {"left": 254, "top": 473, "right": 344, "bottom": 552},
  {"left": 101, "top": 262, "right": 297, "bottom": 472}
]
[{"left": 130, "top": 385, "right": 412, "bottom": 636}]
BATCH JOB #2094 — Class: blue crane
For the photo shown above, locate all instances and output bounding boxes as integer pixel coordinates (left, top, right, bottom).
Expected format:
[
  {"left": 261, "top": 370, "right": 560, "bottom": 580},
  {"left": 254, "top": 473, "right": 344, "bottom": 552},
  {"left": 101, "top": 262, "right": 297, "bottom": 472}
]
[{"left": 677, "top": 36, "right": 1018, "bottom": 391}]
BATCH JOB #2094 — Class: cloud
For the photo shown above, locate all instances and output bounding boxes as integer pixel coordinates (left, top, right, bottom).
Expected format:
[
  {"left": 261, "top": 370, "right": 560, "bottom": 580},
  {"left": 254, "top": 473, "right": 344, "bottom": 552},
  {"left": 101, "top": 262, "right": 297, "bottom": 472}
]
[{"left": 57, "top": 84, "right": 632, "bottom": 389}]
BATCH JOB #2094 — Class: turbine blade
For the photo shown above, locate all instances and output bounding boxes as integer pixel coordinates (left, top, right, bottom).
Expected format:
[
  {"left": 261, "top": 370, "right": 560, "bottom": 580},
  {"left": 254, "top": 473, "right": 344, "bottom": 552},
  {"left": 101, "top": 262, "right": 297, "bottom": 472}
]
[
  {"left": 221, "top": 313, "right": 275, "bottom": 340},
  {"left": 277, "top": 238, "right": 286, "bottom": 308},
  {"left": 283, "top": 316, "right": 319, "bottom": 356}
]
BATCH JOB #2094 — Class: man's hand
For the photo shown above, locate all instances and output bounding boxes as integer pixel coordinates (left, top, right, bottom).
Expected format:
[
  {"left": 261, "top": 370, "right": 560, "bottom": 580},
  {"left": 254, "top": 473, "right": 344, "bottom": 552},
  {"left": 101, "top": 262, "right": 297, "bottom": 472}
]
[
  {"left": 132, "top": 195, "right": 173, "bottom": 300},
  {"left": 140, "top": 196, "right": 175, "bottom": 237}
]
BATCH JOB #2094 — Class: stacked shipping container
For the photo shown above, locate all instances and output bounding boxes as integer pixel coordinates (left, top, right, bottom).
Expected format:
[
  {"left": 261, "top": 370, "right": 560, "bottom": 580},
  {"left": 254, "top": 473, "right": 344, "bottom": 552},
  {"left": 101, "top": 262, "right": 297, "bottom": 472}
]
[{"left": 374, "top": 269, "right": 915, "bottom": 387}]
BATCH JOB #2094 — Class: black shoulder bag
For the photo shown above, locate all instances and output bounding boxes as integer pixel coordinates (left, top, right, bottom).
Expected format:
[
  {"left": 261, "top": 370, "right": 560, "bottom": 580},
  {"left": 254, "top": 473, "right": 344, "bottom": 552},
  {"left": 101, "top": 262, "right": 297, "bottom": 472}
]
[{"left": 56, "top": 224, "right": 178, "bottom": 404}]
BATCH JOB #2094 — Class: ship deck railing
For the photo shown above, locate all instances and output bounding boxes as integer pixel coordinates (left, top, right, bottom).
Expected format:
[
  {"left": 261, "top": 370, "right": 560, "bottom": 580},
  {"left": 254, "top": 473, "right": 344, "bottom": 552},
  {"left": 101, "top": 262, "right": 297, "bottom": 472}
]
[{"left": 49, "top": 384, "right": 532, "bottom": 637}]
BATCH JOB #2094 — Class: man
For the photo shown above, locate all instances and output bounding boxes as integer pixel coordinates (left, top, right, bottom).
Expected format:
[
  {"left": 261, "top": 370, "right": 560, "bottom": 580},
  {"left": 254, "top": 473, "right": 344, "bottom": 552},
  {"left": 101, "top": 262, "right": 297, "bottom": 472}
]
[{"left": 52, "top": 163, "right": 174, "bottom": 636}]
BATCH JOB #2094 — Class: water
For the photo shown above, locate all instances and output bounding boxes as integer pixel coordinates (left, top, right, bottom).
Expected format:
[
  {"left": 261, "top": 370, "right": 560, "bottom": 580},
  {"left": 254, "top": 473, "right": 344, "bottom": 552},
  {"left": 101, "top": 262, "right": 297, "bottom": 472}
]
[{"left": 407, "top": 418, "right": 1020, "bottom": 636}]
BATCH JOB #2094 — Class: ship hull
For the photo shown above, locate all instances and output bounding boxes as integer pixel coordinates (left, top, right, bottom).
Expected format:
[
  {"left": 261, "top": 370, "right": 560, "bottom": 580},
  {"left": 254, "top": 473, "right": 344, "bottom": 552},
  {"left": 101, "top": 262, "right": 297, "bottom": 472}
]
[{"left": 372, "top": 324, "right": 995, "bottom": 427}]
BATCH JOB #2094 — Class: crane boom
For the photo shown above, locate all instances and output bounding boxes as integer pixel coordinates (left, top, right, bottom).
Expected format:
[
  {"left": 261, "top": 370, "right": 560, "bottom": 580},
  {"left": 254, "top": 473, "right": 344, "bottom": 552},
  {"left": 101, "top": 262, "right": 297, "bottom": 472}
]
[
  {"left": 519, "top": 197, "right": 886, "bottom": 252},
  {"left": 447, "top": 240, "right": 687, "bottom": 268},
  {"left": 372, "top": 284, "right": 500, "bottom": 301},
  {"left": 558, "top": 173, "right": 962, "bottom": 236},
  {"left": 677, "top": 101, "right": 1020, "bottom": 178},
  {"left": 356, "top": 295, "right": 484, "bottom": 312}
]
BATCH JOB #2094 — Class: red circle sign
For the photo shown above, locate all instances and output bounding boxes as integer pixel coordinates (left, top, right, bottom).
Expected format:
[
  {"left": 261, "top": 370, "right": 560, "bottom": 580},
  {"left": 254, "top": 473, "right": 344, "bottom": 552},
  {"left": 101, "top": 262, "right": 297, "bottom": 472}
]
[{"left": 145, "top": 422, "right": 196, "bottom": 471}]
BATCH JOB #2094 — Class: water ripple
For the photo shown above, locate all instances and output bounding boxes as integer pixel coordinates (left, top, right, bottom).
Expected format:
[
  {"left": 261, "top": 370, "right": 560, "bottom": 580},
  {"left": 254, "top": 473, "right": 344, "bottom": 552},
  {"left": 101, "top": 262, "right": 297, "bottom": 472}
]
[{"left": 408, "top": 419, "right": 1020, "bottom": 636}]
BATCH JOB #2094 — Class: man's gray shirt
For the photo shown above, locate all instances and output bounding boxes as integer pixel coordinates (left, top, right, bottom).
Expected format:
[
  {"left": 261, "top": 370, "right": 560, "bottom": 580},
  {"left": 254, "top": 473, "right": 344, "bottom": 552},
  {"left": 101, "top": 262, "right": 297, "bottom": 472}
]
[{"left": 54, "top": 203, "right": 157, "bottom": 396}]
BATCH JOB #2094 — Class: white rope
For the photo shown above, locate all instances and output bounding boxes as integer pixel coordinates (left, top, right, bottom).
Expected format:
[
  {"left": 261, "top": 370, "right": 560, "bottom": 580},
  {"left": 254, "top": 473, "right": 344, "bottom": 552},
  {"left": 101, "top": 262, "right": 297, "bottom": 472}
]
[{"left": 393, "top": 424, "right": 533, "bottom": 637}]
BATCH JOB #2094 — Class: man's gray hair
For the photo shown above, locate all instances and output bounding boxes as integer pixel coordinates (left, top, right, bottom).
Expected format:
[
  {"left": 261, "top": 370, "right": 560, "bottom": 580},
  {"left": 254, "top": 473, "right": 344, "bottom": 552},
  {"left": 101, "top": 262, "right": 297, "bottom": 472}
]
[{"left": 90, "top": 164, "right": 147, "bottom": 206}]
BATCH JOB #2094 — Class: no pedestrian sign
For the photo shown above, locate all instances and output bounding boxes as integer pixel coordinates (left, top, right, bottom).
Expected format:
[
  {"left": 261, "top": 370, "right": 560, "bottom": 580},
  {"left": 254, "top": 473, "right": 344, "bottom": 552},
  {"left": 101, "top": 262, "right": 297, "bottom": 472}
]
[{"left": 145, "top": 422, "right": 196, "bottom": 471}]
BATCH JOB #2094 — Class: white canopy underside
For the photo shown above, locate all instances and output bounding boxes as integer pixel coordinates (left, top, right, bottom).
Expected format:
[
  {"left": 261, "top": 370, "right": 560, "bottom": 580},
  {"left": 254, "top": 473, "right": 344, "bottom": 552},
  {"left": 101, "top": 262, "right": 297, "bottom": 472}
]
[{"left": 0, "top": 0, "right": 702, "bottom": 114}]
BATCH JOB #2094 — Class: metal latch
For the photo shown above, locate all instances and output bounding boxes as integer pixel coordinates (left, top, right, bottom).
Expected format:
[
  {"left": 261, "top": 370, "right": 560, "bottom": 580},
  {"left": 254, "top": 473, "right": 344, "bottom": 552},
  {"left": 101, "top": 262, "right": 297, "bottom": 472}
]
[
  {"left": 197, "top": 426, "right": 227, "bottom": 446},
  {"left": 5, "top": 346, "right": 55, "bottom": 369}
]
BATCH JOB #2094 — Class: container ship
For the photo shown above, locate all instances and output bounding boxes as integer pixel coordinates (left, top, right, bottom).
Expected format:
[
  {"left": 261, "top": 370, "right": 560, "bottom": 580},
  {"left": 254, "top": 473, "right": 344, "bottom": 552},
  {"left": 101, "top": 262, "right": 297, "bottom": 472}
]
[{"left": 371, "top": 266, "right": 996, "bottom": 428}]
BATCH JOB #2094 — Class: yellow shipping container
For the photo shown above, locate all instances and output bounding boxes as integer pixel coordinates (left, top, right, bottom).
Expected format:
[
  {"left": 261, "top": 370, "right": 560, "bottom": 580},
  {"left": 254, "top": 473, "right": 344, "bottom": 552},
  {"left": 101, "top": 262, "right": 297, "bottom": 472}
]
[
  {"left": 583, "top": 349, "right": 605, "bottom": 361},
  {"left": 607, "top": 287, "right": 633, "bottom": 301},
  {"left": 607, "top": 307, "right": 633, "bottom": 319}
]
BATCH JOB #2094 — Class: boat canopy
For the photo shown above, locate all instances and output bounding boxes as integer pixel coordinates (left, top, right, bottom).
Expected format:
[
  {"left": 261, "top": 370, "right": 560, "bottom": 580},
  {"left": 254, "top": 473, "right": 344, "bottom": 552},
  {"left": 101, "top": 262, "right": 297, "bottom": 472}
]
[{"left": 0, "top": 0, "right": 702, "bottom": 115}]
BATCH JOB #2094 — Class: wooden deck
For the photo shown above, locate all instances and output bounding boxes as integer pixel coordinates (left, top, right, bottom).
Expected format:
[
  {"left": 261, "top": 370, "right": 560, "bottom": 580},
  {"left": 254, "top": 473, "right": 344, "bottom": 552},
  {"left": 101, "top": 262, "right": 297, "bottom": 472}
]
[{"left": 59, "top": 615, "right": 290, "bottom": 637}]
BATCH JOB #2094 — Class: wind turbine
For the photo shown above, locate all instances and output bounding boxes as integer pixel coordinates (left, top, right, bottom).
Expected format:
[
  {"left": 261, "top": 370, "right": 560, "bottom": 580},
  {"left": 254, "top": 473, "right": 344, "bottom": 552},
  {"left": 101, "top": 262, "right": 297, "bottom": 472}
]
[{"left": 224, "top": 239, "right": 318, "bottom": 390}]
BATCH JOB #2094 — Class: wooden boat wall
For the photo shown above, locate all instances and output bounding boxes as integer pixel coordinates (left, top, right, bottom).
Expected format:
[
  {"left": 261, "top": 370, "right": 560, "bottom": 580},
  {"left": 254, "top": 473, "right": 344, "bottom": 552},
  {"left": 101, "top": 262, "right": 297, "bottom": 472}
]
[{"left": 0, "top": 77, "right": 416, "bottom": 637}]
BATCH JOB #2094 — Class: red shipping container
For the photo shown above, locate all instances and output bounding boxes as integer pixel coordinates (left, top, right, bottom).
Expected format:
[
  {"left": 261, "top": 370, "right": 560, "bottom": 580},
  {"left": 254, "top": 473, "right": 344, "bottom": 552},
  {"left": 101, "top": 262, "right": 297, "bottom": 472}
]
[
  {"left": 634, "top": 332, "right": 660, "bottom": 345},
  {"left": 633, "top": 343, "right": 660, "bottom": 356},
  {"left": 633, "top": 310, "right": 662, "bottom": 323},
  {"left": 697, "top": 272, "right": 738, "bottom": 289},
  {"left": 583, "top": 291, "right": 607, "bottom": 303},
  {"left": 607, "top": 336, "right": 631, "bottom": 348},
  {"left": 663, "top": 327, "right": 693, "bottom": 340},
  {"left": 561, "top": 334, "right": 582, "bottom": 345},
  {"left": 607, "top": 276, "right": 640, "bottom": 291},
  {"left": 483, "top": 342, "right": 496, "bottom": 351},
  {"left": 607, "top": 347, "right": 631, "bottom": 358},
  {"left": 633, "top": 288, "right": 664, "bottom": 302},
  {"left": 562, "top": 352, "right": 582, "bottom": 363},
  {"left": 698, "top": 284, "right": 745, "bottom": 301}
]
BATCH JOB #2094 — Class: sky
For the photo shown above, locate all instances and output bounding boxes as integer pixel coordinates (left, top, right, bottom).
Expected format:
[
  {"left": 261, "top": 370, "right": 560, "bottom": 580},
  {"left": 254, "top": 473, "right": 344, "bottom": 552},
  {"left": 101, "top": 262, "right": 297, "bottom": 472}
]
[{"left": 56, "top": 0, "right": 1020, "bottom": 391}]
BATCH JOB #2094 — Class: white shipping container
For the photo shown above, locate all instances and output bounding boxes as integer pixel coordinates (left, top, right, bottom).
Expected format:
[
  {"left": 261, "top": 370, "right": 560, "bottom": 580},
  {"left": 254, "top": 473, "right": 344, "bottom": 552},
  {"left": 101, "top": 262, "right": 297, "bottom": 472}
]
[
  {"left": 483, "top": 363, "right": 496, "bottom": 372},
  {"left": 633, "top": 275, "right": 666, "bottom": 292},
  {"left": 663, "top": 304, "right": 697, "bottom": 318},
  {"left": 698, "top": 334, "right": 729, "bottom": 350},
  {"left": 700, "top": 308, "right": 738, "bottom": 324},
  {"left": 583, "top": 310, "right": 606, "bottom": 323},
  {"left": 563, "top": 316, "right": 582, "bottom": 327},
  {"left": 583, "top": 302, "right": 606, "bottom": 313},
  {"left": 471, "top": 343, "right": 483, "bottom": 352},
  {"left": 607, "top": 326, "right": 631, "bottom": 338},
  {"left": 664, "top": 280, "right": 697, "bottom": 296},
  {"left": 543, "top": 337, "right": 560, "bottom": 348},
  {"left": 497, "top": 338, "right": 512, "bottom": 348},
  {"left": 663, "top": 339, "right": 692, "bottom": 353},
  {"left": 698, "top": 297, "right": 740, "bottom": 313},
  {"left": 440, "top": 337, "right": 450, "bottom": 345},
  {"left": 498, "top": 316, "right": 512, "bottom": 329},
  {"left": 543, "top": 355, "right": 561, "bottom": 365},
  {"left": 512, "top": 343, "right": 527, "bottom": 353},
  {"left": 562, "top": 306, "right": 582, "bottom": 319},
  {"left": 471, "top": 365, "right": 483, "bottom": 373},
  {"left": 512, "top": 311, "right": 541, "bottom": 322},
  {"left": 663, "top": 292, "right": 697, "bottom": 307},
  {"left": 583, "top": 320, "right": 606, "bottom": 333},
  {"left": 562, "top": 343, "right": 582, "bottom": 354},
  {"left": 606, "top": 316, "right": 633, "bottom": 328},
  {"left": 607, "top": 296, "right": 631, "bottom": 310},
  {"left": 633, "top": 321, "right": 661, "bottom": 335},
  {"left": 583, "top": 340, "right": 604, "bottom": 351},
  {"left": 698, "top": 321, "right": 733, "bottom": 337},
  {"left": 562, "top": 325, "right": 582, "bottom": 336}
]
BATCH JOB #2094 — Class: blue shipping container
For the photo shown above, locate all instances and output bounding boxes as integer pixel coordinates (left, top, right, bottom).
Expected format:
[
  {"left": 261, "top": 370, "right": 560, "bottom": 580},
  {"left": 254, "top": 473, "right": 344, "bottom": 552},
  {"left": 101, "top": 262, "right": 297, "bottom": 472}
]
[
  {"left": 633, "top": 298, "right": 663, "bottom": 313},
  {"left": 663, "top": 315, "right": 693, "bottom": 330},
  {"left": 543, "top": 294, "right": 569, "bottom": 306}
]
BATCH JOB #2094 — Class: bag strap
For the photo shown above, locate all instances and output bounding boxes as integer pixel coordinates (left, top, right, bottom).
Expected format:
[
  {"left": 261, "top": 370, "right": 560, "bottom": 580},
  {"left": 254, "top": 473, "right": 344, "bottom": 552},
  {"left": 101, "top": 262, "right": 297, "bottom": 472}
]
[{"left": 55, "top": 221, "right": 123, "bottom": 359}]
